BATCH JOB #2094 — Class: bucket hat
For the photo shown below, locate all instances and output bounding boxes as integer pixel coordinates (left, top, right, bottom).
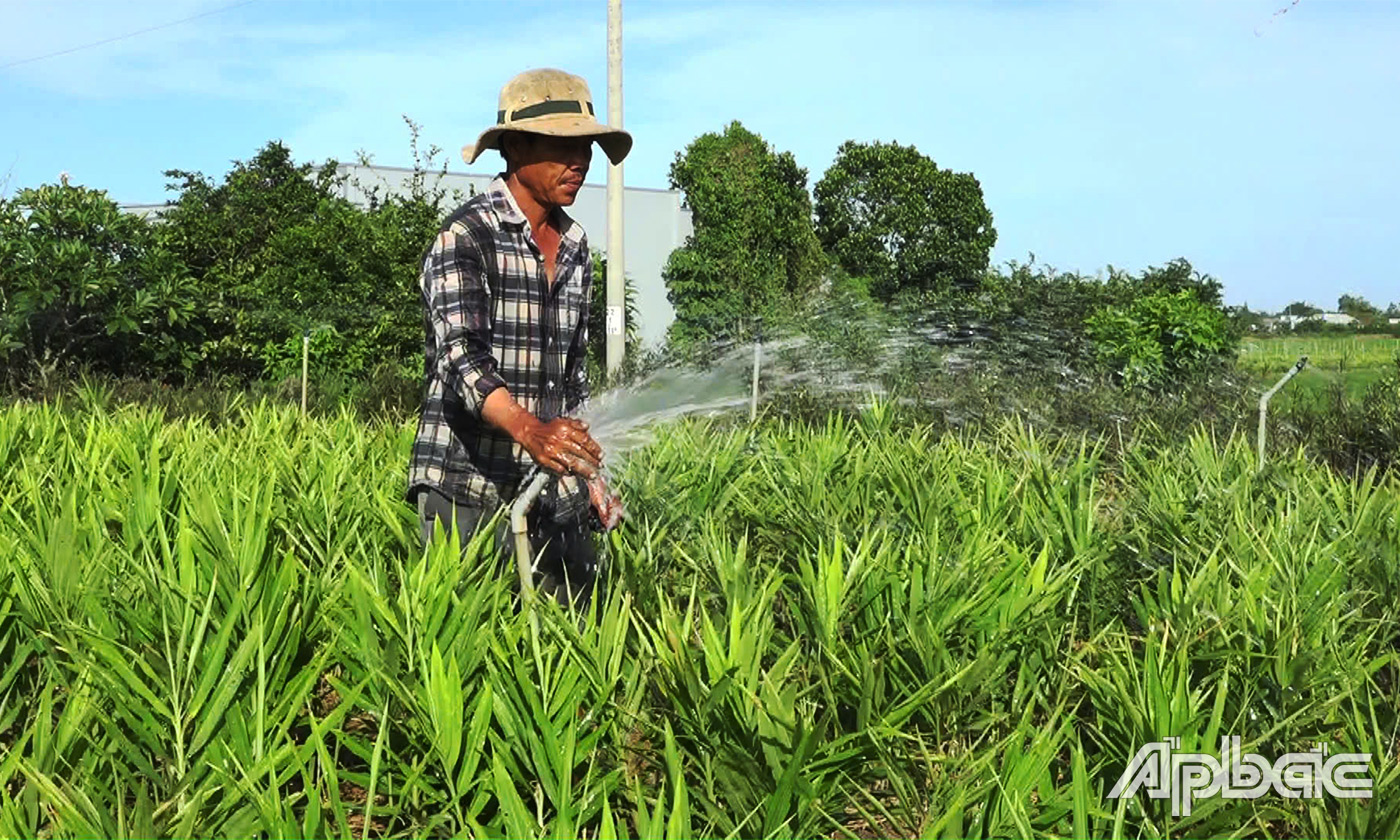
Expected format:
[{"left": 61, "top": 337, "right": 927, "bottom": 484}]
[{"left": 462, "top": 68, "right": 632, "bottom": 166}]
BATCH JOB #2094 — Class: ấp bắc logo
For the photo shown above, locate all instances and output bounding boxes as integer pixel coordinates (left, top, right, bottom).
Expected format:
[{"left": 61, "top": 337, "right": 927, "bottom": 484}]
[{"left": 1109, "top": 736, "right": 1371, "bottom": 817}]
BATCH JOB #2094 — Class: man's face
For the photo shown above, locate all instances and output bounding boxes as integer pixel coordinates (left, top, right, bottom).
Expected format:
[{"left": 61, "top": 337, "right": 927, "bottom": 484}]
[{"left": 508, "top": 134, "right": 593, "bottom": 207}]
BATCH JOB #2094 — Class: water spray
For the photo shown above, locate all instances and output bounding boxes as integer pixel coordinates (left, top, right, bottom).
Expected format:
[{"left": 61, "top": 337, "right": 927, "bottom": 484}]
[{"left": 1257, "top": 356, "right": 1307, "bottom": 471}]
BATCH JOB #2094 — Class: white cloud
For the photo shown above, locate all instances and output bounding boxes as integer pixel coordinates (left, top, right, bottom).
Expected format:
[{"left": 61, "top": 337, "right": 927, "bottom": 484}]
[
  {"left": 267, "top": 17, "right": 610, "bottom": 176},
  {"left": 1, "top": 0, "right": 363, "bottom": 99}
]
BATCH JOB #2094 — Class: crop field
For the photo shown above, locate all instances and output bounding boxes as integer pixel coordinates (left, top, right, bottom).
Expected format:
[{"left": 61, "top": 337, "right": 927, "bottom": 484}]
[
  {"left": 1, "top": 401, "right": 1398, "bottom": 838},
  {"left": 1239, "top": 337, "right": 1400, "bottom": 401},
  {"left": 1239, "top": 336, "right": 1400, "bottom": 371}
]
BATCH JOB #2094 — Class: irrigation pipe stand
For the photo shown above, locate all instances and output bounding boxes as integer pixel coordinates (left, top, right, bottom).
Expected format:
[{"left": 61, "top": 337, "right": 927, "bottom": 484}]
[
  {"left": 1257, "top": 356, "right": 1307, "bottom": 472},
  {"left": 750, "top": 331, "right": 762, "bottom": 423},
  {"left": 301, "top": 332, "right": 310, "bottom": 414},
  {"left": 299, "top": 324, "right": 334, "bottom": 415}
]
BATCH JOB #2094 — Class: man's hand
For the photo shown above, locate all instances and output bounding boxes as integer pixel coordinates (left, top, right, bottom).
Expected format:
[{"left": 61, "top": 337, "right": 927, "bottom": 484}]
[
  {"left": 482, "top": 388, "right": 602, "bottom": 477},
  {"left": 587, "top": 475, "right": 625, "bottom": 531},
  {"left": 517, "top": 416, "right": 603, "bottom": 478}
]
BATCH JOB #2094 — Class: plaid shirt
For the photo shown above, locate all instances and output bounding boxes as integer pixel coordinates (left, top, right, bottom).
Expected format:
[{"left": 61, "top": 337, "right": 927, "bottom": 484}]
[{"left": 406, "top": 176, "right": 592, "bottom": 522}]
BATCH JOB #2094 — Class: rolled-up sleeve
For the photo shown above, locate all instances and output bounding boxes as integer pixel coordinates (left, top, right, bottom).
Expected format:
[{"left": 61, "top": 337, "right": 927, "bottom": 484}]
[{"left": 422, "top": 228, "right": 505, "bottom": 417}]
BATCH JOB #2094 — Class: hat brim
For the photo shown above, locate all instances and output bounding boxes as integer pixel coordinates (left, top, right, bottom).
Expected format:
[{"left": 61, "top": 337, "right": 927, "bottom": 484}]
[{"left": 463, "top": 116, "right": 633, "bottom": 166}]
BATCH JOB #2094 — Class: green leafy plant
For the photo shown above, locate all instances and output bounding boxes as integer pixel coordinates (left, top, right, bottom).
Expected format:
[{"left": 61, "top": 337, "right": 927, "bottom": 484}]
[
  {"left": 1086, "top": 289, "right": 1237, "bottom": 389},
  {"left": 157, "top": 141, "right": 423, "bottom": 380},
  {"left": 0, "top": 398, "right": 1397, "bottom": 837}
]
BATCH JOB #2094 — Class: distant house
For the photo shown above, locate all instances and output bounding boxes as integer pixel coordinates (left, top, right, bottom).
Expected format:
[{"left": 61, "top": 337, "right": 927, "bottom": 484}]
[
  {"left": 120, "top": 203, "right": 165, "bottom": 221},
  {"left": 1275, "top": 312, "right": 1357, "bottom": 329}
]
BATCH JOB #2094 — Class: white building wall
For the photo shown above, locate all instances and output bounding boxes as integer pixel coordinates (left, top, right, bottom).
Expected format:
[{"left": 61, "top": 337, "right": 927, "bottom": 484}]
[{"left": 335, "top": 163, "right": 690, "bottom": 347}]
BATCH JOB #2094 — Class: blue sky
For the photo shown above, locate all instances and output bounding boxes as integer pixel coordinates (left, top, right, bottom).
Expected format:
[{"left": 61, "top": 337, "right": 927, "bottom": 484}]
[{"left": 3, "top": 0, "right": 1396, "bottom": 313}]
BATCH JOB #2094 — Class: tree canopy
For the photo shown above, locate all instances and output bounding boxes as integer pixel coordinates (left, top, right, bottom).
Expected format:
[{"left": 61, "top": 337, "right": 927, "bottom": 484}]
[
  {"left": 0, "top": 183, "right": 201, "bottom": 384},
  {"left": 662, "top": 121, "right": 826, "bottom": 345},
  {"left": 814, "top": 140, "right": 996, "bottom": 300},
  {"left": 1283, "top": 301, "right": 1322, "bottom": 318},
  {"left": 157, "top": 141, "right": 430, "bottom": 380},
  {"left": 1337, "top": 294, "right": 1381, "bottom": 325}
]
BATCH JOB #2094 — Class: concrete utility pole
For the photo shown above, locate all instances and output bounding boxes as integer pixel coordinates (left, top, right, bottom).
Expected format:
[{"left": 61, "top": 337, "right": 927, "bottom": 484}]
[{"left": 605, "top": 0, "right": 625, "bottom": 379}]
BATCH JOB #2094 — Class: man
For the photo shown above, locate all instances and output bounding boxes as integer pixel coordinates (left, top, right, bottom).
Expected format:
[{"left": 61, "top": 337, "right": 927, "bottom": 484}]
[{"left": 406, "top": 68, "right": 627, "bottom": 607}]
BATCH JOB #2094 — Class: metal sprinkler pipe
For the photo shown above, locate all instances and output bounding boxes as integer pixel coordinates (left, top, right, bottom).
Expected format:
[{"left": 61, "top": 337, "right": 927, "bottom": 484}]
[
  {"left": 299, "top": 324, "right": 334, "bottom": 415},
  {"left": 1257, "top": 356, "right": 1307, "bottom": 471},
  {"left": 301, "top": 331, "right": 310, "bottom": 414},
  {"left": 750, "top": 329, "right": 762, "bottom": 423}
]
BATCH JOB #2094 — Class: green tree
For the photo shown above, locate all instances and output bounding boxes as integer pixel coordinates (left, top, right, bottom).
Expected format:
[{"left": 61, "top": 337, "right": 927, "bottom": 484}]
[
  {"left": 1227, "top": 303, "right": 1266, "bottom": 334},
  {"left": 1137, "top": 258, "right": 1224, "bottom": 308},
  {"left": 157, "top": 140, "right": 432, "bottom": 380},
  {"left": 1337, "top": 294, "right": 1380, "bottom": 325},
  {"left": 814, "top": 140, "right": 996, "bottom": 300},
  {"left": 0, "top": 182, "right": 201, "bottom": 385},
  {"left": 1283, "top": 301, "right": 1321, "bottom": 318},
  {"left": 662, "top": 121, "right": 826, "bottom": 345},
  {"left": 158, "top": 141, "right": 346, "bottom": 377}
]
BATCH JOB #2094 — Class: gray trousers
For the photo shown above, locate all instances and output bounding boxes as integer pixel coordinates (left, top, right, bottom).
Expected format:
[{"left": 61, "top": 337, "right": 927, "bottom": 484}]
[{"left": 416, "top": 485, "right": 599, "bottom": 609}]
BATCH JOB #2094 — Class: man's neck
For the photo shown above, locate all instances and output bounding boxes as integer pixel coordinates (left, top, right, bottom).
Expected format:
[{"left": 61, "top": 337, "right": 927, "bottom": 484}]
[{"left": 504, "top": 174, "right": 554, "bottom": 233}]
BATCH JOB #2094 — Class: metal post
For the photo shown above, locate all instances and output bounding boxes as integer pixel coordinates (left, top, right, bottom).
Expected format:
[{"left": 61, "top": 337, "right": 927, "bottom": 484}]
[
  {"left": 605, "top": 0, "right": 625, "bottom": 380},
  {"left": 301, "top": 332, "right": 310, "bottom": 414},
  {"left": 750, "top": 332, "right": 761, "bottom": 423},
  {"left": 1257, "top": 356, "right": 1307, "bottom": 471}
]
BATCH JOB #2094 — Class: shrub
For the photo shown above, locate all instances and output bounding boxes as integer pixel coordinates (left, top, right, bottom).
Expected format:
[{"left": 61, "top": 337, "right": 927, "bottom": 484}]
[
  {"left": 1275, "top": 357, "right": 1400, "bottom": 475},
  {"left": 157, "top": 141, "right": 430, "bottom": 381},
  {"left": 1085, "top": 289, "right": 1236, "bottom": 389},
  {"left": 0, "top": 182, "right": 203, "bottom": 386}
]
